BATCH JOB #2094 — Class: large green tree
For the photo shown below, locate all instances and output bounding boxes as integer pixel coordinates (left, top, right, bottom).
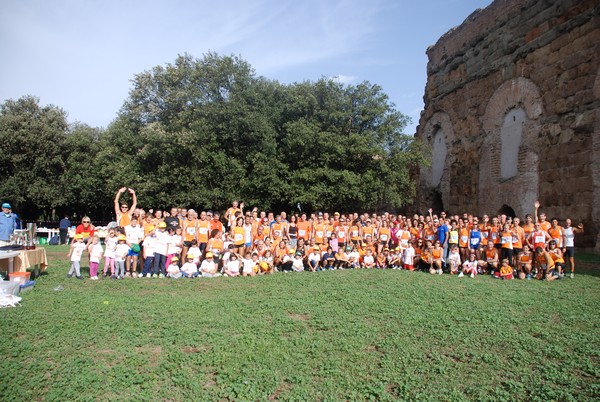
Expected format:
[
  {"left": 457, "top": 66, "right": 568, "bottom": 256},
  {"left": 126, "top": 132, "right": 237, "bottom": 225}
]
[{"left": 0, "top": 96, "right": 69, "bottom": 219}]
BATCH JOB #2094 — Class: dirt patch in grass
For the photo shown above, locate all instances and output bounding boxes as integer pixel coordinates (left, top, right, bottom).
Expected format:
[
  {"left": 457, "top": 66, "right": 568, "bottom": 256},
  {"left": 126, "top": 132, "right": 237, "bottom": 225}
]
[
  {"left": 286, "top": 312, "right": 309, "bottom": 321},
  {"left": 268, "top": 380, "right": 293, "bottom": 401}
]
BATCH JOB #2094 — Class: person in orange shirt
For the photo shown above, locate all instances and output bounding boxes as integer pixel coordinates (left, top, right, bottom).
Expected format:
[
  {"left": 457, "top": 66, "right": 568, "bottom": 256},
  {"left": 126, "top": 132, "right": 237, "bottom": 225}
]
[
  {"left": 197, "top": 211, "right": 211, "bottom": 253},
  {"left": 499, "top": 223, "right": 514, "bottom": 265},
  {"left": 361, "top": 219, "right": 375, "bottom": 242},
  {"left": 534, "top": 246, "right": 560, "bottom": 281},
  {"left": 511, "top": 217, "right": 525, "bottom": 267},
  {"left": 377, "top": 220, "right": 391, "bottom": 254},
  {"left": 225, "top": 201, "right": 243, "bottom": 230},
  {"left": 534, "top": 201, "right": 551, "bottom": 233},
  {"left": 270, "top": 215, "right": 287, "bottom": 244},
  {"left": 517, "top": 244, "right": 533, "bottom": 279},
  {"left": 208, "top": 211, "right": 224, "bottom": 234},
  {"left": 547, "top": 218, "right": 565, "bottom": 248},
  {"left": 296, "top": 213, "right": 312, "bottom": 242},
  {"left": 313, "top": 214, "right": 327, "bottom": 246},
  {"left": 483, "top": 241, "right": 499, "bottom": 275},
  {"left": 181, "top": 210, "right": 198, "bottom": 260},
  {"left": 114, "top": 187, "right": 137, "bottom": 228},
  {"left": 430, "top": 240, "right": 444, "bottom": 275},
  {"left": 547, "top": 240, "right": 566, "bottom": 275},
  {"left": 231, "top": 217, "right": 245, "bottom": 255},
  {"left": 498, "top": 258, "right": 514, "bottom": 280}
]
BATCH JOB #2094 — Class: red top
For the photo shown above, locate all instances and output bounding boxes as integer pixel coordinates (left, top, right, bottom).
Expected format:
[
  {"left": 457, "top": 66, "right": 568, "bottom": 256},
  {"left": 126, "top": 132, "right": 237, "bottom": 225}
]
[{"left": 75, "top": 224, "right": 96, "bottom": 238}]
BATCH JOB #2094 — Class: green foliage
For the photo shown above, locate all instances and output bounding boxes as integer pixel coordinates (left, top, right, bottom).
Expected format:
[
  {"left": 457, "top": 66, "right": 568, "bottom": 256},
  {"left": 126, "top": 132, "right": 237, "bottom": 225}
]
[
  {"left": 1, "top": 53, "right": 426, "bottom": 219},
  {"left": 0, "top": 247, "right": 598, "bottom": 400}
]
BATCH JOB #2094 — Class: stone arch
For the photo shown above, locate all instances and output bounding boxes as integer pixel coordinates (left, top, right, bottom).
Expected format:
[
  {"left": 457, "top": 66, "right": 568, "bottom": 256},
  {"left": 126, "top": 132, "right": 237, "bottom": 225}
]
[
  {"left": 421, "top": 112, "right": 455, "bottom": 211},
  {"left": 480, "top": 77, "right": 543, "bottom": 218}
]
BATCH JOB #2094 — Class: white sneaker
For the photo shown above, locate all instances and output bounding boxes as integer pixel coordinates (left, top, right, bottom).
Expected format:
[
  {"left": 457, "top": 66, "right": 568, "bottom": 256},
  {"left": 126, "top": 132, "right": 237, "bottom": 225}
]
[
  {"left": 132, "top": 272, "right": 138, "bottom": 278},
  {"left": 146, "top": 273, "right": 152, "bottom": 278},
  {"left": 470, "top": 273, "right": 475, "bottom": 278},
  {"left": 437, "top": 269, "right": 443, "bottom": 275},
  {"left": 570, "top": 273, "right": 574, "bottom": 279},
  {"left": 158, "top": 273, "right": 165, "bottom": 278},
  {"left": 458, "top": 272, "right": 464, "bottom": 278}
]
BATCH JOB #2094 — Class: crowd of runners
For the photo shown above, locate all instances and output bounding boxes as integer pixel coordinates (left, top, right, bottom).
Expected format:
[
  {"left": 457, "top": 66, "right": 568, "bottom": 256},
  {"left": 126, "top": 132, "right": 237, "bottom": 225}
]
[{"left": 66, "top": 188, "right": 584, "bottom": 281}]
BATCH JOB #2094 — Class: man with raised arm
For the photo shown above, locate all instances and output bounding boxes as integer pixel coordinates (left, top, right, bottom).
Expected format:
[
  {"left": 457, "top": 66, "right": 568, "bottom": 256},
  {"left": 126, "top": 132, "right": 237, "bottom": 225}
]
[{"left": 114, "top": 187, "right": 137, "bottom": 228}]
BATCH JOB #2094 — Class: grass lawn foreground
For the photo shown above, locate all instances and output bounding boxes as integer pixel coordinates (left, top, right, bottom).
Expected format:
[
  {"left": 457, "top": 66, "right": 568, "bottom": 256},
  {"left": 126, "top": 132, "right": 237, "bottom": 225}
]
[{"left": 1, "top": 246, "right": 599, "bottom": 400}]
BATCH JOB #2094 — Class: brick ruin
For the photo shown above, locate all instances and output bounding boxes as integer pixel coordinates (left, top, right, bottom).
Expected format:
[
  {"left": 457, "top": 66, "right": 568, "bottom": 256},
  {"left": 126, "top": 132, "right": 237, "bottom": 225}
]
[{"left": 415, "top": 0, "right": 600, "bottom": 250}]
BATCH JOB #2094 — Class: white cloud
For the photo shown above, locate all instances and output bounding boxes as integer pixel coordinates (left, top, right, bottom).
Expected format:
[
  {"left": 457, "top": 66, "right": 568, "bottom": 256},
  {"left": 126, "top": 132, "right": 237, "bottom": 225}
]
[{"left": 330, "top": 74, "right": 358, "bottom": 84}]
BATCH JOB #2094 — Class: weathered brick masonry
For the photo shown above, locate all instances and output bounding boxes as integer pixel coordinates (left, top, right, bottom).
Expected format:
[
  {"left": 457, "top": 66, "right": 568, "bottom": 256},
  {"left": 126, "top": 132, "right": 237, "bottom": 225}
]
[{"left": 415, "top": 0, "right": 600, "bottom": 250}]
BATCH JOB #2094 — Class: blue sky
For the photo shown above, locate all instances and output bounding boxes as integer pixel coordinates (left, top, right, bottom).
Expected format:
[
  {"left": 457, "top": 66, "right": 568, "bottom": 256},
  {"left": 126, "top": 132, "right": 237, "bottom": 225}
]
[{"left": 0, "top": 0, "right": 492, "bottom": 135}]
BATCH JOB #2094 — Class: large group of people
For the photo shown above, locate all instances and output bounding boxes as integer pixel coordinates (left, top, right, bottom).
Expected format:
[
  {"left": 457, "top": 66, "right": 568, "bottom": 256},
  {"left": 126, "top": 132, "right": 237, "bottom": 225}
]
[{"left": 65, "top": 188, "right": 585, "bottom": 281}]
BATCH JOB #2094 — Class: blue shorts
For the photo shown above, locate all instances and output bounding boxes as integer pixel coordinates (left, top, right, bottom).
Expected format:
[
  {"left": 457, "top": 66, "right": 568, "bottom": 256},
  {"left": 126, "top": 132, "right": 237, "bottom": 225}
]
[
  {"left": 245, "top": 242, "right": 252, "bottom": 248},
  {"left": 127, "top": 249, "right": 139, "bottom": 257}
]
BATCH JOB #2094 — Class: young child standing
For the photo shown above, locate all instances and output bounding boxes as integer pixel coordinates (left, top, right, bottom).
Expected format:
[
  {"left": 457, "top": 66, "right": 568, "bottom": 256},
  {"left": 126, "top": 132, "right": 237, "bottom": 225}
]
[
  {"left": 114, "top": 234, "right": 130, "bottom": 279},
  {"left": 67, "top": 234, "right": 86, "bottom": 279},
  {"left": 103, "top": 229, "right": 117, "bottom": 278},
  {"left": 141, "top": 230, "right": 156, "bottom": 278},
  {"left": 87, "top": 235, "right": 104, "bottom": 280},
  {"left": 403, "top": 242, "right": 415, "bottom": 271}
]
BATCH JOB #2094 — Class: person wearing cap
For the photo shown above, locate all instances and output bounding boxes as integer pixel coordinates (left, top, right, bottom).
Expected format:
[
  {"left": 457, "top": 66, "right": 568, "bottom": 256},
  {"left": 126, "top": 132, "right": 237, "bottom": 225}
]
[
  {"left": 114, "top": 234, "right": 130, "bottom": 279},
  {"left": 66, "top": 233, "right": 87, "bottom": 279},
  {"left": 114, "top": 187, "right": 137, "bottom": 228},
  {"left": 0, "top": 202, "right": 17, "bottom": 246},
  {"left": 307, "top": 246, "right": 321, "bottom": 272},
  {"left": 199, "top": 252, "right": 221, "bottom": 277},
  {"left": 152, "top": 221, "right": 169, "bottom": 278},
  {"left": 292, "top": 251, "right": 305, "bottom": 272},
  {"left": 166, "top": 256, "right": 182, "bottom": 278},
  {"left": 124, "top": 216, "right": 144, "bottom": 277}
]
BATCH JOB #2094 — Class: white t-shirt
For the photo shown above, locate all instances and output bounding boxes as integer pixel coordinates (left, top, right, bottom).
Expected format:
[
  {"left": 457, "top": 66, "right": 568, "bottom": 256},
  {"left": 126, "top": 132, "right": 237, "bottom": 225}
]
[
  {"left": 242, "top": 258, "right": 255, "bottom": 273},
  {"left": 89, "top": 243, "right": 104, "bottom": 263},
  {"left": 143, "top": 235, "right": 156, "bottom": 257},
  {"left": 403, "top": 247, "right": 415, "bottom": 265},
  {"left": 226, "top": 260, "right": 240, "bottom": 274},
  {"left": 115, "top": 243, "right": 130, "bottom": 262},
  {"left": 200, "top": 259, "right": 217, "bottom": 274},
  {"left": 154, "top": 230, "right": 170, "bottom": 256},
  {"left": 181, "top": 262, "right": 198, "bottom": 275},
  {"left": 170, "top": 234, "right": 182, "bottom": 255},
  {"left": 309, "top": 252, "right": 321, "bottom": 262},
  {"left": 292, "top": 257, "right": 304, "bottom": 272},
  {"left": 104, "top": 236, "right": 117, "bottom": 258},
  {"left": 125, "top": 224, "right": 144, "bottom": 245},
  {"left": 70, "top": 242, "right": 87, "bottom": 262}
]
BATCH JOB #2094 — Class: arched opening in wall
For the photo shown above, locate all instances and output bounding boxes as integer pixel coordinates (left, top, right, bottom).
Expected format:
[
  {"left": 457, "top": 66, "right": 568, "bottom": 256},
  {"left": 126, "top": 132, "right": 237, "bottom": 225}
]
[
  {"left": 497, "top": 204, "right": 516, "bottom": 218},
  {"left": 431, "top": 128, "right": 447, "bottom": 187},
  {"left": 431, "top": 190, "right": 444, "bottom": 214},
  {"left": 500, "top": 108, "right": 526, "bottom": 180}
]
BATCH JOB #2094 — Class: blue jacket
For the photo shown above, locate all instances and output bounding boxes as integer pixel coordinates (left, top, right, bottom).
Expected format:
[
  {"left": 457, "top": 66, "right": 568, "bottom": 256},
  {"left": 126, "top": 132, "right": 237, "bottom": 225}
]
[{"left": 0, "top": 213, "right": 17, "bottom": 241}]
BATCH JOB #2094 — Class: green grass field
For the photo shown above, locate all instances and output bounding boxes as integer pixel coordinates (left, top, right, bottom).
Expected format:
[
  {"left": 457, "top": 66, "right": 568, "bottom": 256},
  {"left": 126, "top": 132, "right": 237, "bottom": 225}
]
[{"left": 1, "top": 246, "right": 599, "bottom": 401}]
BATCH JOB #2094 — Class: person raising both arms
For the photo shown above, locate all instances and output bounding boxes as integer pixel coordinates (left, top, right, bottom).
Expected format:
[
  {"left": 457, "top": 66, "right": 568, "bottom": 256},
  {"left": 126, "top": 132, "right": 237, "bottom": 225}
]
[{"left": 114, "top": 187, "right": 137, "bottom": 228}]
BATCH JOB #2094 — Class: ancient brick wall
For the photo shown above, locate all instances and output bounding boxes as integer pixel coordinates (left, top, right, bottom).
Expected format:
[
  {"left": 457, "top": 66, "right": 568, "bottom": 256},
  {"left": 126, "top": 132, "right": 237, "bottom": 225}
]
[{"left": 415, "top": 0, "right": 600, "bottom": 250}]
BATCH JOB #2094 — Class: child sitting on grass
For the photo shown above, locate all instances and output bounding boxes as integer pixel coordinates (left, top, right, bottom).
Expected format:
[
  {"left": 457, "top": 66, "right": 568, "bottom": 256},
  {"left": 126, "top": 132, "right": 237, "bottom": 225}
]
[
  {"left": 498, "top": 258, "right": 514, "bottom": 280},
  {"left": 181, "top": 254, "right": 199, "bottom": 278},
  {"left": 362, "top": 249, "right": 376, "bottom": 269},
  {"left": 224, "top": 253, "right": 241, "bottom": 277},
  {"left": 166, "top": 256, "right": 182, "bottom": 278}
]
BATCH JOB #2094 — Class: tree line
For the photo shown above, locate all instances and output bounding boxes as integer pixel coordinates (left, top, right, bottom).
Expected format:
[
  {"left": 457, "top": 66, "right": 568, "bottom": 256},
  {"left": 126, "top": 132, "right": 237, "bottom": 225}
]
[{"left": 0, "top": 52, "right": 427, "bottom": 221}]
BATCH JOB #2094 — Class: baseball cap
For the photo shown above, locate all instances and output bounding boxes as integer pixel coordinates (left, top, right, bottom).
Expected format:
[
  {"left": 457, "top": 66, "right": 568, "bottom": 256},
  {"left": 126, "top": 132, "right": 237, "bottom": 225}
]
[{"left": 1, "top": 203, "right": 11, "bottom": 209}]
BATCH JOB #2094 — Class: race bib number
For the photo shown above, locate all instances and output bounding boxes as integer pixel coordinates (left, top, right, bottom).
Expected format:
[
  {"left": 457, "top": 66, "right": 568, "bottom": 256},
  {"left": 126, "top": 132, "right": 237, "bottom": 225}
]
[
  {"left": 234, "top": 233, "right": 243, "bottom": 242},
  {"left": 186, "top": 227, "right": 196, "bottom": 235},
  {"left": 460, "top": 236, "right": 468, "bottom": 244},
  {"left": 298, "top": 230, "right": 306, "bottom": 237},
  {"left": 338, "top": 231, "right": 345, "bottom": 239},
  {"left": 534, "top": 235, "right": 544, "bottom": 244},
  {"left": 380, "top": 234, "right": 388, "bottom": 241},
  {"left": 199, "top": 228, "right": 208, "bottom": 235},
  {"left": 316, "top": 231, "right": 323, "bottom": 238},
  {"left": 470, "top": 238, "right": 480, "bottom": 246}
]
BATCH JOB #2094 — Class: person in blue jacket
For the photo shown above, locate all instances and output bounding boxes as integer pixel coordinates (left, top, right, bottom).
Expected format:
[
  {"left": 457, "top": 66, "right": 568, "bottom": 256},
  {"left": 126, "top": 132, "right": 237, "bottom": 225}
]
[{"left": 0, "top": 202, "right": 17, "bottom": 247}]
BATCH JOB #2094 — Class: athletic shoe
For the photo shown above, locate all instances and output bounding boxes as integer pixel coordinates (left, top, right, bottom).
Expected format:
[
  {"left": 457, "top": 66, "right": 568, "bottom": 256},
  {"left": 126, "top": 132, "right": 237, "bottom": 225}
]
[
  {"left": 132, "top": 272, "right": 138, "bottom": 278},
  {"left": 110, "top": 275, "right": 117, "bottom": 279},
  {"left": 570, "top": 273, "right": 574, "bottom": 279},
  {"left": 470, "top": 273, "right": 475, "bottom": 278},
  {"left": 67, "top": 274, "right": 72, "bottom": 278},
  {"left": 152, "top": 274, "right": 158, "bottom": 278},
  {"left": 125, "top": 272, "right": 131, "bottom": 278},
  {"left": 458, "top": 272, "right": 464, "bottom": 278},
  {"left": 76, "top": 276, "right": 84, "bottom": 280},
  {"left": 158, "top": 273, "right": 165, "bottom": 278},
  {"left": 526, "top": 274, "right": 532, "bottom": 280},
  {"left": 437, "top": 269, "right": 443, "bottom": 275}
]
